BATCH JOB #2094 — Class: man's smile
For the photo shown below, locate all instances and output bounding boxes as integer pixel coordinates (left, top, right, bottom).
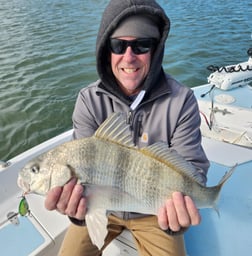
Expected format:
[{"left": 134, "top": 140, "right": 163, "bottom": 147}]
[{"left": 122, "top": 68, "right": 139, "bottom": 74}]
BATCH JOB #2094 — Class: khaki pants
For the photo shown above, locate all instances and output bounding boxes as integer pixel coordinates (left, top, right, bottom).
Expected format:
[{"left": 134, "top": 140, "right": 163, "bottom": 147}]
[{"left": 58, "top": 215, "right": 186, "bottom": 256}]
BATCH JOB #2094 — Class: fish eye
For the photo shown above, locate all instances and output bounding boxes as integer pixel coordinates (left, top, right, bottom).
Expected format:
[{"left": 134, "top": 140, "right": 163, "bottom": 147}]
[{"left": 31, "top": 164, "right": 40, "bottom": 174}]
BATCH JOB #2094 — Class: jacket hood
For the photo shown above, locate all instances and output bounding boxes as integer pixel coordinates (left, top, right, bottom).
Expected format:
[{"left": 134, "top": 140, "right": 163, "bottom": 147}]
[{"left": 96, "top": 0, "right": 170, "bottom": 104}]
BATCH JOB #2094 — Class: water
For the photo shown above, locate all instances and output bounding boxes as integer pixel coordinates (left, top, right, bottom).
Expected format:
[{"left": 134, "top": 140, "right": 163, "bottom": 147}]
[{"left": 0, "top": 0, "right": 251, "bottom": 161}]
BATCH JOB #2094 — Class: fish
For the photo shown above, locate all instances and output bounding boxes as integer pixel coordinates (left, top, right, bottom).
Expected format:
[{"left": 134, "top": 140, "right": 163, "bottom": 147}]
[{"left": 17, "top": 112, "right": 235, "bottom": 248}]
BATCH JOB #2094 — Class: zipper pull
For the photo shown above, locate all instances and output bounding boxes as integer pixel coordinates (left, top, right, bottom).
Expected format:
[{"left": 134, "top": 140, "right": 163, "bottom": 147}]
[
  {"left": 133, "top": 114, "right": 143, "bottom": 145},
  {"left": 126, "top": 110, "right": 133, "bottom": 125}
]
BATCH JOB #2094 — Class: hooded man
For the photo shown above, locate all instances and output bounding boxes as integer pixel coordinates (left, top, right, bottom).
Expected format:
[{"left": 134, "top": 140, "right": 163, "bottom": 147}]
[{"left": 45, "top": 1, "right": 209, "bottom": 255}]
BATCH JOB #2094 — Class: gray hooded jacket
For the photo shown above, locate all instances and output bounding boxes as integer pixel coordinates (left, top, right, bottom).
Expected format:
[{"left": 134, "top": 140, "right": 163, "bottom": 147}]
[{"left": 72, "top": 0, "right": 209, "bottom": 221}]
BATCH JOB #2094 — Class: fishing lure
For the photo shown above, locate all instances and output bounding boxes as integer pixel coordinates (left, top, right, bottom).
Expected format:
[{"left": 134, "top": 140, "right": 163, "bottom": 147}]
[{"left": 18, "top": 195, "right": 30, "bottom": 216}]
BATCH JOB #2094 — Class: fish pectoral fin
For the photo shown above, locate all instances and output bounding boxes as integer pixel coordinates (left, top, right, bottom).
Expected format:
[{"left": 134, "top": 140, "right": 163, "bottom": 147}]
[{"left": 85, "top": 209, "right": 108, "bottom": 250}]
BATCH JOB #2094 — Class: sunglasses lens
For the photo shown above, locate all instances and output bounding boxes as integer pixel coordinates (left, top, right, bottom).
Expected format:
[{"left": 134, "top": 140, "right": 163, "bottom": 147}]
[
  {"left": 110, "top": 39, "right": 156, "bottom": 55},
  {"left": 133, "top": 39, "right": 154, "bottom": 54},
  {"left": 110, "top": 39, "right": 127, "bottom": 54}
]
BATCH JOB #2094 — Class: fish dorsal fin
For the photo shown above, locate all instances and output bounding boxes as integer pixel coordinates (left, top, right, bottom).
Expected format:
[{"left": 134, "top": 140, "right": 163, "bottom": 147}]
[
  {"left": 140, "top": 142, "right": 204, "bottom": 185},
  {"left": 94, "top": 112, "right": 135, "bottom": 148}
]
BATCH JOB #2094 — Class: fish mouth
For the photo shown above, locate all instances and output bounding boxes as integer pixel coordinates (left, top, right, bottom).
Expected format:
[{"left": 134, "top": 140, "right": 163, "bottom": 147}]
[{"left": 17, "top": 177, "right": 31, "bottom": 193}]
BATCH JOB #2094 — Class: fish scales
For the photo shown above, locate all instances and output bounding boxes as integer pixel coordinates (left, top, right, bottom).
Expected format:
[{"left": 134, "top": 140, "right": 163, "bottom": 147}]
[
  {"left": 78, "top": 138, "right": 162, "bottom": 213},
  {"left": 17, "top": 112, "right": 236, "bottom": 215},
  {"left": 92, "top": 140, "right": 129, "bottom": 187},
  {"left": 72, "top": 139, "right": 143, "bottom": 212}
]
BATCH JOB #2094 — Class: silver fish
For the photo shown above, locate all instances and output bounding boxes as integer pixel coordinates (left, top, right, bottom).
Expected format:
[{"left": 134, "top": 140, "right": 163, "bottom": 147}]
[{"left": 18, "top": 112, "right": 235, "bottom": 215}]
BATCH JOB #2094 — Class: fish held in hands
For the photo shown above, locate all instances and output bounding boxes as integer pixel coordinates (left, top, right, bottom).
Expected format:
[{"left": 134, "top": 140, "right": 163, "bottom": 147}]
[
  {"left": 17, "top": 112, "right": 235, "bottom": 215},
  {"left": 17, "top": 112, "right": 236, "bottom": 248}
]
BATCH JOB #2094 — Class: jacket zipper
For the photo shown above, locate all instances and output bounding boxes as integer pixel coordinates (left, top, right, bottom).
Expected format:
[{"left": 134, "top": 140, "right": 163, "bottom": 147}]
[{"left": 126, "top": 110, "right": 143, "bottom": 146}]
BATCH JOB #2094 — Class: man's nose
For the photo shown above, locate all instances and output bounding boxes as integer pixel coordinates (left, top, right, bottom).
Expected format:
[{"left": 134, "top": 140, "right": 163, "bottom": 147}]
[{"left": 123, "top": 46, "right": 136, "bottom": 61}]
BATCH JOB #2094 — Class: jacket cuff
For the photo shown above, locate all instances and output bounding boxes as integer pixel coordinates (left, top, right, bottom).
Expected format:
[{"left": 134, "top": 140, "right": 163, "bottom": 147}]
[
  {"left": 68, "top": 216, "right": 86, "bottom": 226},
  {"left": 164, "top": 227, "right": 188, "bottom": 236}
]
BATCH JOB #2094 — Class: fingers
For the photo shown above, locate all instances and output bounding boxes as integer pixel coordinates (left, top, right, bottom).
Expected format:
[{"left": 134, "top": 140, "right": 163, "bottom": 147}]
[
  {"left": 158, "top": 192, "right": 201, "bottom": 231},
  {"left": 45, "top": 186, "right": 63, "bottom": 211},
  {"left": 158, "top": 205, "right": 169, "bottom": 230},
  {"left": 44, "top": 177, "right": 87, "bottom": 220},
  {"left": 74, "top": 197, "right": 87, "bottom": 220},
  {"left": 184, "top": 195, "right": 201, "bottom": 226},
  {"left": 172, "top": 192, "right": 191, "bottom": 228},
  {"left": 64, "top": 183, "right": 86, "bottom": 218},
  {"left": 56, "top": 178, "right": 79, "bottom": 213}
]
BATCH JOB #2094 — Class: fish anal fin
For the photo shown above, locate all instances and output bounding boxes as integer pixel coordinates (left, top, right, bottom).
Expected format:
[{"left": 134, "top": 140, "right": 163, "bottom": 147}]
[{"left": 85, "top": 209, "right": 108, "bottom": 249}]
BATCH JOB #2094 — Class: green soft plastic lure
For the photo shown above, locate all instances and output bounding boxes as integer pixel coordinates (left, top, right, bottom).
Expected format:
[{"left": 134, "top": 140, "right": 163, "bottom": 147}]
[{"left": 18, "top": 196, "right": 30, "bottom": 216}]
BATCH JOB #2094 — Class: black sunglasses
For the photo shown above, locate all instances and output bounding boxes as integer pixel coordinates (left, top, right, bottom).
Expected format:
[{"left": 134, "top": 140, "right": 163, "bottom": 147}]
[{"left": 109, "top": 38, "right": 157, "bottom": 55}]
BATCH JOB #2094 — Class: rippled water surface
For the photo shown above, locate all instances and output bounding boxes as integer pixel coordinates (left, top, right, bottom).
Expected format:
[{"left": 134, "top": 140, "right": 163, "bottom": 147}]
[{"left": 0, "top": 0, "right": 251, "bottom": 160}]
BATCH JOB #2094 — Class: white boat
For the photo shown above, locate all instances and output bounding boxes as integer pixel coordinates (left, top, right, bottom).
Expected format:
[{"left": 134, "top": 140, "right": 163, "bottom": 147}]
[{"left": 1, "top": 50, "right": 252, "bottom": 256}]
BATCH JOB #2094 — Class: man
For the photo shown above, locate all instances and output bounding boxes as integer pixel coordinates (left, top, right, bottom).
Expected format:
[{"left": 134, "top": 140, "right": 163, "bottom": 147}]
[{"left": 45, "top": 0, "right": 209, "bottom": 255}]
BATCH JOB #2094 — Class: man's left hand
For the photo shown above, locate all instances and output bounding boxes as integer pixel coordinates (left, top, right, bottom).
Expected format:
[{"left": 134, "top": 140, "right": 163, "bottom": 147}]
[{"left": 157, "top": 191, "right": 201, "bottom": 232}]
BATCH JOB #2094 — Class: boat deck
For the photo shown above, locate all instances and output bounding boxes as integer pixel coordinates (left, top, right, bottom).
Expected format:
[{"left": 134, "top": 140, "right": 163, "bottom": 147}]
[
  {"left": 0, "top": 84, "right": 251, "bottom": 255},
  {"left": 194, "top": 84, "right": 252, "bottom": 148},
  {"left": 1, "top": 217, "right": 45, "bottom": 256},
  {"left": 185, "top": 138, "right": 252, "bottom": 255},
  {"left": 193, "top": 84, "right": 252, "bottom": 109},
  {"left": 1, "top": 135, "right": 251, "bottom": 256}
]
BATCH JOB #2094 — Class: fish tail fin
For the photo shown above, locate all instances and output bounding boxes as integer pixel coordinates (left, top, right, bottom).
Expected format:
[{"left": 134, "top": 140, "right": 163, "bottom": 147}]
[
  {"left": 212, "top": 164, "right": 237, "bottom": 215},
  {"left": 218, "top": 164, "right": 237, "bottom": 187},
  {"left": 213, "top": 204, "right": 220, "bottom": 218}
]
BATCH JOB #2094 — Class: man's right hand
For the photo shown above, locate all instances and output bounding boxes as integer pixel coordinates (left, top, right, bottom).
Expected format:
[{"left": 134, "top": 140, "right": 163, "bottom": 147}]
[{"left": 44, "top": 177, "right": 87, "bottom": 221}]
